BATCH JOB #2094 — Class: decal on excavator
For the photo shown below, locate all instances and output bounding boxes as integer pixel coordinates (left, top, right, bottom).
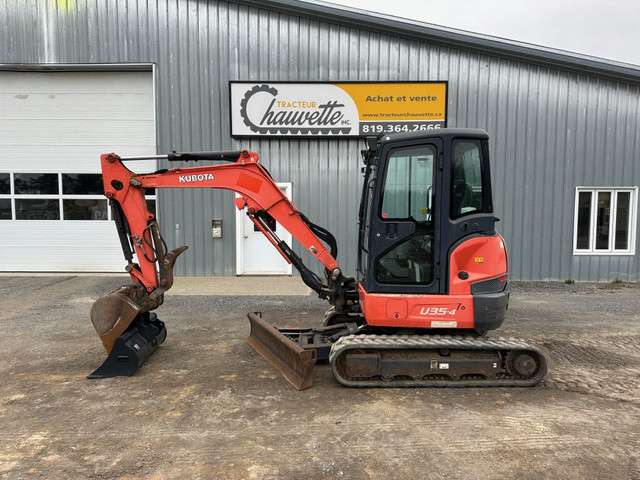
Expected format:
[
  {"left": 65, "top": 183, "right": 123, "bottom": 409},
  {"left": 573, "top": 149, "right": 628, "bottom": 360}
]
[
  {"left": 430, "top": 321, "right": 458, "bottom": 328},
  {"left": 419, "top": 307, "right": 458, "bottom": 316},
  {"left": 178, "top": 173, "right": 215, "bottom": 183}
]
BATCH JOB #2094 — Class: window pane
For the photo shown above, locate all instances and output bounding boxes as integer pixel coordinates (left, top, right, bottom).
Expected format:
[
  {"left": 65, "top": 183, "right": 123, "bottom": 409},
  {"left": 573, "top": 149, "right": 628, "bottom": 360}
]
[
  {"left": 63, "top": 199, "right": 108, "bottom": 220},
  {"left": 147, "top": 199, "right": 156, "bottom": 217},
  {"left": 62, "top": 174, "right": 104, "bottom": 195},
  {"left": 380, "top": 145, "right": 434, "bottom": 222},
  {"left": 15, "top": 199, "right": 60, "bottom": 220},
  {"left": 359, "top": 172, "right": 377, "bottom": 278},
  {"left": 14, "top": 173, "right": 58, "bottom": 195},
  {"left": 615, "top": 192, "right": 631, "bottom": 250},
  {"left": 0, "top": 173, "right": 9, "bottom": 194},
  {"left": 451, "top": 140, "right": 484, "bottom": 219},
  {"left": 595, "top": 192, "right": 611, "bottom": 250},
  {"left": 576, "top": 192, "right": 592, "bottom": 249},
  {"left": 376, "top": 234, "right": 433, "bottom": 284},
  {"left": 0, "top": 199, "right": 11, "bottom": 219}
]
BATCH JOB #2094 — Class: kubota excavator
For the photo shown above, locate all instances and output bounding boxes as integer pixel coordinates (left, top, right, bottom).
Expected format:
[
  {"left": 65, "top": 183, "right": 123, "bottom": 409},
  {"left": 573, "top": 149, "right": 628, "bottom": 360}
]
[{"left": 88, "top": 128, "right": 547, "bottom": 389}]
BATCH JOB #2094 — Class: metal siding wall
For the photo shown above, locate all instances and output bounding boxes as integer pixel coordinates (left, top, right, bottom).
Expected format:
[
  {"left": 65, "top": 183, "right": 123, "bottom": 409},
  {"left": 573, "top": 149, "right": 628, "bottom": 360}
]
[{"left": 1, "top": 0, "right": 639, "bottom": 280}]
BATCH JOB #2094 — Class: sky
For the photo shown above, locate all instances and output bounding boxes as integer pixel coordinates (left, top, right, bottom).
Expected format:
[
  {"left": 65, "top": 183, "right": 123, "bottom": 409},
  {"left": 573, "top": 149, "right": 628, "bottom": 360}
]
[{"left": 323, "top": 0, "right": 640, "bottom": 66}]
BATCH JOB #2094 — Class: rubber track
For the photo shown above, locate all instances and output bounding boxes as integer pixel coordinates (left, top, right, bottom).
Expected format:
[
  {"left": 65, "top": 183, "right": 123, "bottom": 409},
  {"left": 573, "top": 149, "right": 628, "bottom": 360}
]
[{"left": 329, "top": 334, "right": 548, "bottom": 388}]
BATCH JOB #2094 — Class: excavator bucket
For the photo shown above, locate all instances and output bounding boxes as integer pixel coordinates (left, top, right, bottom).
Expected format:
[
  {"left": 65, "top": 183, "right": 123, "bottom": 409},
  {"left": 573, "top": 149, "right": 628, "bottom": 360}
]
[
  {"left": 88, "top": 245, "right": 188, "bottom": 378},
  {"left": 90, "top": 283, "right": 147, "bottom": 354},
  {"left": 88, "top": 312, "right": 166, "bottom": 379},
  {"left": 247, "top": 312, "right": 317, "bottom": 390}
]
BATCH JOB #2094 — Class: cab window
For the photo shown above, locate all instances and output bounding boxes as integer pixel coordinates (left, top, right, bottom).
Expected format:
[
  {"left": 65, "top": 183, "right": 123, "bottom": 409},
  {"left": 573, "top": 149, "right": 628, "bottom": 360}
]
[
  {"left": 380, "top": 145, "right": 435, "bottom": 223},
  {"left": 451, "top": 140, "right": 484, "bottom": 219}
]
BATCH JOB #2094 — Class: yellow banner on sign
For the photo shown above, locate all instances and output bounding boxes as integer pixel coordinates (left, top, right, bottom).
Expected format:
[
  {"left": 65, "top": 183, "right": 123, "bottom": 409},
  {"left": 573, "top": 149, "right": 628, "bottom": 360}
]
[{"left": 334, "top": 83, "right": 447, "bottom": 121}]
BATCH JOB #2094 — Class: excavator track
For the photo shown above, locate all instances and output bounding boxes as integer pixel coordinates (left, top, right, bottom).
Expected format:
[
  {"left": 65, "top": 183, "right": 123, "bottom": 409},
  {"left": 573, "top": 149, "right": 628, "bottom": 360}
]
[{"left": 329, "top": 334, "right": 547, "bottom": 388}]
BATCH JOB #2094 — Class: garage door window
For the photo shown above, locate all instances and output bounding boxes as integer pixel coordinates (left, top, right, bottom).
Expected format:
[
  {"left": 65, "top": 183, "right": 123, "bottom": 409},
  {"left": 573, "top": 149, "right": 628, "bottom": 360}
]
[
  {"left": 14, "top": 173, "right": 60, "bottom": 219},
  {"left": 0, "top": 173, "right": 10, "bottom": 219},
  {"left": 62, "top": 173, "right": 108, "bottom": 220},
  {"left": 0, "top": 199, "right": 10, "bottom": 219},
  {"left": 0, "top": 173, "right": 155, "bottom": 221},
  {"left": 0, "top": 173, "right": 11, "bottom": 194}
]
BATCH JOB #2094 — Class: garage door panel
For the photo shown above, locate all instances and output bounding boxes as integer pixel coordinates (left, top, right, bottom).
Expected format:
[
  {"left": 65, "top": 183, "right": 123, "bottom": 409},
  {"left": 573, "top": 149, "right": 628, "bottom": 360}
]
[
  {"left": 0, "top": 71, "right": 153, "bottom": 94},
  {"left": 0, "top": 119, "right": 155, "bottom": 145},
  {"left": 1, "top": 145, "right": 157, "bottom": 159},
  {"left": 0, "top": 222, "right": 126, "bottom": 271},
  {"left": 0, "top": 146, "right": 156, "bottom": 173},
  {"left": 0, "top": 70, "right": 156, "bottom": 272},
  {"left": 0, "top": 93, "right": 154, "bottom": 118}
]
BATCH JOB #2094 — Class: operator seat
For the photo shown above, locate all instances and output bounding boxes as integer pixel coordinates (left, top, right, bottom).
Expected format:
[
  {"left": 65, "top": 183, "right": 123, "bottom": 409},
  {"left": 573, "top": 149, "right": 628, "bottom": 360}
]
[{"left": 452, "top": 181, "right": 473, "bottom": 217}]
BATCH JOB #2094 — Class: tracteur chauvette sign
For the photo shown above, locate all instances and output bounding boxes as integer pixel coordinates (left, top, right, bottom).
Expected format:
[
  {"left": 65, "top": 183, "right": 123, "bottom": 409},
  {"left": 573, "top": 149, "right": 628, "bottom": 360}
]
[{"left": 230, "top": 81, "right": 447, "bottom": 137}]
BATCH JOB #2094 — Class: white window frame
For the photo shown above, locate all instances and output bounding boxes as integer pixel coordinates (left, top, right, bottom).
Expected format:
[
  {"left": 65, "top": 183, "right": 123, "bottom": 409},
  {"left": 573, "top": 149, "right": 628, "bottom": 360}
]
[
  {"left": 573, "top": 187, "right": 638, "bottom": 255},
  {"left": 0, "top": 172, "right": 157, "bottom": 222}
]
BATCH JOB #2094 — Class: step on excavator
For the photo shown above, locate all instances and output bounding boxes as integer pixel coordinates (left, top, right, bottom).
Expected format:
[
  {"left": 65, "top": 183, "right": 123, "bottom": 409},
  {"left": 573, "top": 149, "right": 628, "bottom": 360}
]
[{"left": 88, "top": 128, "right": 547, "bottom": 389}]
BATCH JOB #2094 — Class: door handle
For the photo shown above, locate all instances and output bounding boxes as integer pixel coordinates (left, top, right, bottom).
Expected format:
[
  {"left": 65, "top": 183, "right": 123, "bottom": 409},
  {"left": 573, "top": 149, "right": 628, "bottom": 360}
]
[{"left": 386, "top": 223, "right": 397, "bottom": 239}]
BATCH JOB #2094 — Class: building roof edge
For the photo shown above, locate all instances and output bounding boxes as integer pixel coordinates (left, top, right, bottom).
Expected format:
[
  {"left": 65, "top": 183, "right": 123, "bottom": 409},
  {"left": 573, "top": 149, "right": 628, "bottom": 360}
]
[{"left": 235, "top": 0, "right": 640, "bottom": 84}]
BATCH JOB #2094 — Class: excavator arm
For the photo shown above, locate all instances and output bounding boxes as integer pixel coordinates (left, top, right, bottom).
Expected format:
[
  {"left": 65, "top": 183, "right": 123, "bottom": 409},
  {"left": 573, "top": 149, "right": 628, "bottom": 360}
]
[
  {"left": 101, "top": 149, "right": 344, "bottom": 292},
  {"left": 89, "top": 149, "right": 357, "bottom": 384}
]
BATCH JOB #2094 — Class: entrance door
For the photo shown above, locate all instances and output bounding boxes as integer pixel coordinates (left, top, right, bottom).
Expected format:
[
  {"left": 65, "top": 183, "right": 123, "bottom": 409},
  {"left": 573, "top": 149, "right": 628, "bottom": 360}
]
[
  {"left": 361, "top": 140, "right": 442, "bottom": 294},
  {"left": 236, "top": 183, "right": 292, "bottom": 275}
]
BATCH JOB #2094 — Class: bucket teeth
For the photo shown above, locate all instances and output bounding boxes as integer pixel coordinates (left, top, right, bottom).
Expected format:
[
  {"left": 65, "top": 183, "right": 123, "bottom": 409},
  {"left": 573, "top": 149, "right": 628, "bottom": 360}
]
[{"left": 247, "top": 312, "right": 317, "bottom": 390}]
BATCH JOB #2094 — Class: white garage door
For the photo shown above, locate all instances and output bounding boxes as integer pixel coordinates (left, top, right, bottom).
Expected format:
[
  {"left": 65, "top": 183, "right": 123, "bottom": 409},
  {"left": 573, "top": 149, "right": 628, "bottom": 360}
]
[{"left": 0, "top": 70, "right": 157, "bottom": 272}]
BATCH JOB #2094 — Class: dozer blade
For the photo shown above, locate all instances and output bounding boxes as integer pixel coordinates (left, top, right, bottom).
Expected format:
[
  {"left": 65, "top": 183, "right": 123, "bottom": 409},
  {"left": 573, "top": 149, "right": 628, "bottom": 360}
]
[
  {"left": 88, "top": 312, "right": 167, "bottom": 379},
  {"left": 247, "top": 312, "right": 317, "bottom": 390}
]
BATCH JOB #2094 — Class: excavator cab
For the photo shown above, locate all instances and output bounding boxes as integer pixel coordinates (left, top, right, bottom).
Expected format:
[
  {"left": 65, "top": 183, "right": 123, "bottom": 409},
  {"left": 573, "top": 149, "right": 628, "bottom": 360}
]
[
  {"left": 360, "top": 131, "right": 495, "bottom": 292},
  {"left": 355, "top": 129, "right": 509, "bottom": 332}
]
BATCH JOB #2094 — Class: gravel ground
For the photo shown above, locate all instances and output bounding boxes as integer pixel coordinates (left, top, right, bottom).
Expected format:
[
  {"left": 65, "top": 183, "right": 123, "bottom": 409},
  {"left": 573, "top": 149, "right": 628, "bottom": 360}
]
[{"left": 0, "top": 276, "right": 639, "bottom": 479}]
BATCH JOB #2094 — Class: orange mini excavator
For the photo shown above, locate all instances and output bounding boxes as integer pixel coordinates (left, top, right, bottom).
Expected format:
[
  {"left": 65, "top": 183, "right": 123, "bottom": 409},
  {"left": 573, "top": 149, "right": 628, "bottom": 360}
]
[{"left": 88, "top": 129, "right": 547, "bottom": 389}]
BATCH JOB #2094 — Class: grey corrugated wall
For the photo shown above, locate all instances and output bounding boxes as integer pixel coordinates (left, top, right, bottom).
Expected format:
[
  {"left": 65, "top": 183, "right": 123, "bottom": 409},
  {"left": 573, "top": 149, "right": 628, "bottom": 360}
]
[{"left": 1, "top": 0, "right": 639, "bottom": 280}]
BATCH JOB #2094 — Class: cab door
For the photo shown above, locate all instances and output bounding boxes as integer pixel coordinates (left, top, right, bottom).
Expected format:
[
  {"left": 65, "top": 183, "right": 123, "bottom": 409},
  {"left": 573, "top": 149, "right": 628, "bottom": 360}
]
[{"left": 362, "top": 139, "right": 442, "bottom": 295}]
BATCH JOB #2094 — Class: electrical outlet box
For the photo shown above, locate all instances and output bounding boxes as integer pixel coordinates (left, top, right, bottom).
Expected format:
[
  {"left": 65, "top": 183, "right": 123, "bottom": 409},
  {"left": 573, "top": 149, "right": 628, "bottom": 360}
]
[{"left": 212, "top": 219, "right": 222, "bottom": 238}]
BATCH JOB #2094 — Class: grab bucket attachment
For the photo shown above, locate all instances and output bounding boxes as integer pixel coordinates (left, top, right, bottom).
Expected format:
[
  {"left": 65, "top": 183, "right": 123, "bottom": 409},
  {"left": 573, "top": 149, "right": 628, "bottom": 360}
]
[
  {"left": 247, "top": 312, "right": 317, "bottom": 390},
  {"left": 88, "top": 312, "right": 167, "bottom": 379}
]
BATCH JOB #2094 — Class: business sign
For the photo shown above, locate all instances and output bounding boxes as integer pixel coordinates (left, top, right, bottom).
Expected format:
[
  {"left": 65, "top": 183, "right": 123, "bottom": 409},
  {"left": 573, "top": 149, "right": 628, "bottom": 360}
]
[{"left": 230, "top": 82, "right": 447, "bottom": 137}]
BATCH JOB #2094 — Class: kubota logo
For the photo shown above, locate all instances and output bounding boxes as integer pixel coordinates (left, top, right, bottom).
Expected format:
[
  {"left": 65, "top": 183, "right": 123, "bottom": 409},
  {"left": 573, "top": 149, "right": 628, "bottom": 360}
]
[
  {"left": 178, "top": 173, "right": 215, "bottom": 183},
  {"left": 239, "top": 84, "right": 353, "bottom": 135}
]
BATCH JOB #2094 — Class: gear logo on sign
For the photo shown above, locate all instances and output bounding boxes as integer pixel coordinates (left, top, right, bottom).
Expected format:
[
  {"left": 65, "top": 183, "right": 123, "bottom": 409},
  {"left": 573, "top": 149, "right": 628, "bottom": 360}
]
[{"left": 239, "top": 84, "right": 353, "bottom": 135}]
